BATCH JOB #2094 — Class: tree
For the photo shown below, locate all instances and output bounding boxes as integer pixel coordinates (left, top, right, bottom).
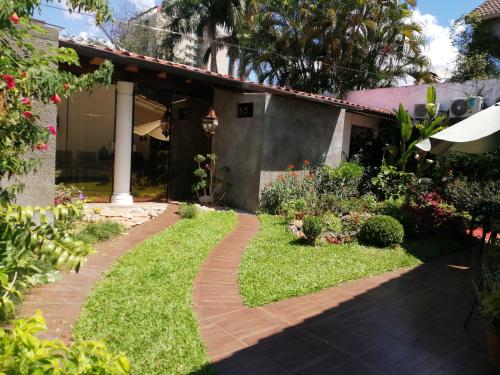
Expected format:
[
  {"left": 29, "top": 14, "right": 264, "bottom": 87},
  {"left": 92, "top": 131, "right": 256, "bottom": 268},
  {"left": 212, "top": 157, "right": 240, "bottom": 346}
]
[
  {"left": 450, "top": 13, "right": 500, "bottom": 82},
  {"left": 236, "top": 0, "right": 428, "bottom": 96},
  {"left": 162, "top": 0, "right": 243, "bottom": 73}
]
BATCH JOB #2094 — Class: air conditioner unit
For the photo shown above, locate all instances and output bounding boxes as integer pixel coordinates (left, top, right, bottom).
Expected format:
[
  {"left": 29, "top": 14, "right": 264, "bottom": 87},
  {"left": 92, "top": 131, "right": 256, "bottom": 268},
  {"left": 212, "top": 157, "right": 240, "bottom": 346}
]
[
  {"left": 414, "top": 103, "right": 440, "bottom": 120},
  {"left": 449, "top": 96, "right": 484, "bottom": 118}
]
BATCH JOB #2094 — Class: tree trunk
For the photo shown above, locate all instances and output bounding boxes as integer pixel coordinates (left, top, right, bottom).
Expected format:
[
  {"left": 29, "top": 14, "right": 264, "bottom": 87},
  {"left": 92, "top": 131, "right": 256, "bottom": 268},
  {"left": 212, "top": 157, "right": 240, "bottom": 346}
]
[{"left": 209, "top": 22, "right": 218, "bottom": 73}]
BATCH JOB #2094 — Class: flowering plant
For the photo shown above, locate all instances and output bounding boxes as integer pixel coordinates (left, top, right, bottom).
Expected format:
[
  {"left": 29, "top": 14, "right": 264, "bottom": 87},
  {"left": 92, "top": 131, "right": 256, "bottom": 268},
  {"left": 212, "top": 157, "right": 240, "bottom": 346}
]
[{"left": 0, "top": 1, "right": 113, "bottom": 203}]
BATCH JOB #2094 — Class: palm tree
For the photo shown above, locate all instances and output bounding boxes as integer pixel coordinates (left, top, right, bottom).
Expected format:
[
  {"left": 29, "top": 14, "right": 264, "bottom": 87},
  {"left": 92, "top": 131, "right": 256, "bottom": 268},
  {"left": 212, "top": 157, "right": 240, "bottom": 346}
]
[{"left": 162, "top": 0, "right": 243, "bottom": 73}]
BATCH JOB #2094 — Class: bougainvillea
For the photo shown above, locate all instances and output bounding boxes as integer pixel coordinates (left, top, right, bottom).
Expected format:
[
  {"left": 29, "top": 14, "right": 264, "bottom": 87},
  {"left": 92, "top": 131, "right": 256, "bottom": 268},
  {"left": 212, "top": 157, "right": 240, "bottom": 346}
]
[{"left": 0, "top": 0, "right": 113, "bottom": 203}]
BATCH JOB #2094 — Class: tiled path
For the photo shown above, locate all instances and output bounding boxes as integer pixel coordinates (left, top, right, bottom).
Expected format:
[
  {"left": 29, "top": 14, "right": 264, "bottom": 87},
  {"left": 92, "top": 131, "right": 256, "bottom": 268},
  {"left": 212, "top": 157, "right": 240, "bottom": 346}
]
[
  {"left": 18, "top": 204, "right": 180, "bottom": 342},
  {"left": 193, "top": 214, "right": 495, "bottom": 374}
]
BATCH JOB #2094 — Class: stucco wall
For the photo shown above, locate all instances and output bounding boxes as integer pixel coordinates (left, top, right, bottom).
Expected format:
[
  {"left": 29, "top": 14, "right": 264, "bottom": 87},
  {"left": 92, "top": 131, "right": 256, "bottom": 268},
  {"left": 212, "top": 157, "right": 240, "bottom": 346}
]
[
  {"left": 347, "top": 79, "right": 500, "bottom": 117},
  {"left": 2, "top": 24, "right": 59, "bottom": 206},
  {"left": 213, "top": 90, "right": 354, "bottom": 212},
  {"left": 259, "top": 96, "right": 347, "bottom": 199},
  {"left": 213, "top": 91, "right": 269, "bottom": 212}
]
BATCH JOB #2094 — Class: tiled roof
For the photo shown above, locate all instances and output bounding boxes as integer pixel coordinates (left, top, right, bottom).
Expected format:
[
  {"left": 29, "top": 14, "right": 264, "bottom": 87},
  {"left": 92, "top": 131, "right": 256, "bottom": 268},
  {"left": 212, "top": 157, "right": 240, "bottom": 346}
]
[
  {"left": 60, "top": 39, "right": 394, "bottom": 118},
  {"left": 473, "top": 0, "right": 500, "bottom": 19}
]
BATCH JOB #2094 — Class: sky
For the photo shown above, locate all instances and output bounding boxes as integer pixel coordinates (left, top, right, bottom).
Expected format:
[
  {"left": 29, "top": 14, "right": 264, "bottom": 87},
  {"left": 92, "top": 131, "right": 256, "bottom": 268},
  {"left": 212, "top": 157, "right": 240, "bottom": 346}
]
[{"left": 36, "top": 0, "right": 485, "bottom": 82}]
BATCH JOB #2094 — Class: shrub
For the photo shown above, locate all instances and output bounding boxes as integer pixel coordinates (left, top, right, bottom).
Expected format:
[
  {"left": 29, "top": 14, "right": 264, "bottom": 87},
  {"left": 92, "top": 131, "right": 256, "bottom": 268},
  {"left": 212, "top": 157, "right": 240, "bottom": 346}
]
[
  {"left": 76, "top": 220, "right": 124, "bottom": 244},
  {"left": 281, "top": 198, "right": 307, "bottom": 222},
  {"left": 445, "top": 178, "right": 500, "bottom": 213},
  {"left": 316, "top": 161, "right": 364, "bottom": 198},
  {"left": 302, "top": 216, "right": 324, "bottom": 245},
  {"left": 340, "top": 212, "right": 372, "bottom": 236},
  {"left": 401, "top": 192, "right": 462, "bottom": 237},
  {"left": 0, "top": 311, "right": 130, "bottom": 374},
  {"left": 260, "top": 171, "right": 315, "bottom": 214},
  {"left": 54, "top": 184, "right": 87, "bottom": 205},
  {"left": 179, "top": 203, "right": 199, "bottom": 219},
  {"left": 322, "top": 213, "right": 342, "bottom": 233},
  {"left": 359, "top": 215, "right": 404, "bottom": 247},
  {"left": 371, "top": 165, "right": 417, "bottom": 200}
]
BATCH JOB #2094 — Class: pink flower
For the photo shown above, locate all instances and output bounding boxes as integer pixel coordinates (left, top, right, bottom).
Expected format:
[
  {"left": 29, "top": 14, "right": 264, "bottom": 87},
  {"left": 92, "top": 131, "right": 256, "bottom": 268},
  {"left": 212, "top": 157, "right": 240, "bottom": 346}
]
[
  {"left": 9, "top": 14, "right": 20, "bottom": 25},
  {"left": 48, "top": 125, "right": 57, "bottom": 136},
  {"left": 20, "top": 97, "right": 31, "bottom": 106},
  {"left": 22, "top": 111, "right": 33, "bottom": 119},
  {"left": 36, "top": 143, "right": 48, "bottom": 151},
  {"left": 2, "top": 74, "right": 15, "bottom": 90},
  {"left": 50, "top": 94, "right": 61, "bottom": 104}
]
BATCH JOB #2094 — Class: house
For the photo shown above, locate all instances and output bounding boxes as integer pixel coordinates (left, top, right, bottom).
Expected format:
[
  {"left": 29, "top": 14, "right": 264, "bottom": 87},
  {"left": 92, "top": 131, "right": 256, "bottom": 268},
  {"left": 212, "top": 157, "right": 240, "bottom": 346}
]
[
  {"left": 474, "top": 0, "right": 500, "bottom": 37},
  {"left": 49, "top": 37, "right": 393, "bottom": 212},
  {"left": 347, "top": 79, "right": 500, "bottom": 120}
]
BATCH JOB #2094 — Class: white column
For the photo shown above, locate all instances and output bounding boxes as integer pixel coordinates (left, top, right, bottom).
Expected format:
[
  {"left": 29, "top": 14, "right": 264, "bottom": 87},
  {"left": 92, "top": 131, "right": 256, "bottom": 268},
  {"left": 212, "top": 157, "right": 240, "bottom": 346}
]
[{"left": 111, "top": 81, "right": 134, "bottom": 205}]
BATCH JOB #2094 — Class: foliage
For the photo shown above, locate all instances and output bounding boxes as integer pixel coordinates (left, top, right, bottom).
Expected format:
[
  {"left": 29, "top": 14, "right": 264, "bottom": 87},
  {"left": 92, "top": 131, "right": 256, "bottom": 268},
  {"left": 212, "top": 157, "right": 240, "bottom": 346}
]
[
  {"left": 401, "top": 192, "right": 462, "bottom": 237},
  {"left": 178, "top": 203, "right": 199, "bottom": 219},
  {"left": 281, "top": 197, "right": 307, "bottom": 222},
  {"left": 315, "top": 161, "right": 364, "bottom": 198},
  {"left": 0, "top": 310, "right": 130, "bottom": 374},
  {"left": 54, "top": 184, "right": 86, "bottom": 206},
  {"left": 73, "top": 211, "right": 237, "bottom": 375},
  {"left": 259, "top": 165, "right": 315, "bottom": 214},
  {"left": 0, "top": 203, "right": 93, "bottom": 320},
  {"left": 192, "top": 153, "right": 231, "bottom": 205},
  {"left": 322, "top": 213, "right": 342, "bottom": 233},
  {"left": 434, "top": 149, "right": 500, "bottom": 182},
  {"left": 390, "top": 86, "right": 446, "bottom": 171},
  {"left": 0, "top": 2, "right": 113, "bottom": 202},
  {"left": 317, "top": 193, "right": 377, "bottom": 216},
  {"left": 236, "top": 0, "right": 428, "bottom": 96},
  {"left": 340, "top": 211, "right": 372, "bottom": 237},
  {"left": 445, "top": 178, "right": 500, "bottom": 214},
  {"left": 302, "top": 216, "right": 324, "bottom": 245},
  {"left": 371, "top": 165, "right": 417, "bottom": 200},
  {"left": 359, "top": 215, "right": 404, "bottom": 247},
  {"left": 239, "top": 214, "right": 420, "bottom": 307},
  {"left": 163, "top": 0, "right": 243, "bottom": 73},
  {"left": 450, "top": 13, "right": 500, "bottom": 82},
  {"left": 75, "top": 220, "right": 124, "bottom": 245},
  {"left": 477, "top": 264, "right": 500, "bottom": 327}
]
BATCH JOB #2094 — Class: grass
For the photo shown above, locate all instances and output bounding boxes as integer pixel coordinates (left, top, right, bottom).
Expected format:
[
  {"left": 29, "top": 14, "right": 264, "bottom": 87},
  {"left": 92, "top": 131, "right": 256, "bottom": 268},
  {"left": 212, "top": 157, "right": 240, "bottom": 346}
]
[
  {"left": 239, "top": 215, "right": 472, "bottom": 307},
  {"left": 75, "top": 220, "right": 124, "bottom": 244},
  {"left": 72, "top": 211, "right": 237, "bottom": 375}
]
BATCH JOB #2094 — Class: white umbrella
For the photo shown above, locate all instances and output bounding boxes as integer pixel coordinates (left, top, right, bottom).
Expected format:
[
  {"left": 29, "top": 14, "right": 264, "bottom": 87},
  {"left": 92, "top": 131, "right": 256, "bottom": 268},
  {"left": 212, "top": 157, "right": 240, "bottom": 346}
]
[{"left": 417, "top": 103, "right": 500, "bottom": 155}]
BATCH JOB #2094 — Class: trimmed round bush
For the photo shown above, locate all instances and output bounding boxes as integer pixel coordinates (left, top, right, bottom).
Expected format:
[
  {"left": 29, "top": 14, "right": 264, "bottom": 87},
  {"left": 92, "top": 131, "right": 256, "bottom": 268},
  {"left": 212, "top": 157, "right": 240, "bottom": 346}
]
[
  {"left": 302, "top": 216, "right": 324, "bottom": 245},
  {"left": 359, "top": 215, "right": 404, "bottom": 247}
]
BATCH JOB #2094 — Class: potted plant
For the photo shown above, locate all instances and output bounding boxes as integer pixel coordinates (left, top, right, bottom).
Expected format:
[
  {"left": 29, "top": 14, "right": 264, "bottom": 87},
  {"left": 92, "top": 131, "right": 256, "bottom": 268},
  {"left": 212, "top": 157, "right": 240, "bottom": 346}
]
[{"left": 477, "top": 265, "right": 500, "bottom": 367}]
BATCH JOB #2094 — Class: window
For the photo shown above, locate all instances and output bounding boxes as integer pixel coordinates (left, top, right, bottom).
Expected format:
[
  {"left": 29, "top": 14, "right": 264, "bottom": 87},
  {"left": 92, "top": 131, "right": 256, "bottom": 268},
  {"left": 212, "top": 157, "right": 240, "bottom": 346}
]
[{"left": 237, "top": 102, "right": 253, "bottom": 118}]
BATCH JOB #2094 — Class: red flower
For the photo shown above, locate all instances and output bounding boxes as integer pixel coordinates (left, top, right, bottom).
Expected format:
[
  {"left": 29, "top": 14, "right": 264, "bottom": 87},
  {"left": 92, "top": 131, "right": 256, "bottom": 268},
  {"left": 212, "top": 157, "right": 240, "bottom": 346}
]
[
  {"left": 9, "top": 13, "right": 20, "bottom": 25},
  {"left": 303, "top": 160, "right": 310, "bottom": 166},
  {"left": 22, "top": 111, "right": 33, "bottom": 119},
  {"left": 20, "top": 97, "right": 31, "bottom": 106},
  {"left": 36, "top": 143, "right": 48, "bottom": 151},
  {"left": 63, "top": 83, "right": 70, "bottom": 91},
  {"left": 291, "top": 171, "right": 299, "bottom": 178},
  {"left": 50, "top": 94, "right": 61, "bottom": 104},
  {"left": 287, "top": 164, "right": 295, "bottom": 170},
  {"left": 2, "top": 74, "right": 15, "bottom": 90},
  {"left": 48, "top": 125, "right": 57, "bottom": 136},
  {"left": 21, "top": 71, "right": 28, "bottom": 78}
]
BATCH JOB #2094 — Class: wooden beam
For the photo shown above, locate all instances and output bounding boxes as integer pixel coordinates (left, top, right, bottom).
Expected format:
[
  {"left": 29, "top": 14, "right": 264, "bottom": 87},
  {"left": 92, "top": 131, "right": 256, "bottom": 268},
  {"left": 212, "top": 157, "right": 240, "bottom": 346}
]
[
  {"left": 89, "top": 57, "right": 105, "bottom": 66},
  {"left": 125, "top": 65, "right": 139, "bottom": 73}
]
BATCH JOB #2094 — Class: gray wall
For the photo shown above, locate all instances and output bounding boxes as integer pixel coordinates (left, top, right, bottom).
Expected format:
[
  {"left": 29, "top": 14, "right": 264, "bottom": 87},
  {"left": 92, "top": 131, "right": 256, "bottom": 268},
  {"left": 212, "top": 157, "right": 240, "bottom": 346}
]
[
  {"left": 213, "top": 91, "right": 269, "bottom": 212},
  {"left": 214, "top": 90, "right": 350, "bottom": 212},
  {"left": 1, "top": 24, "right": 58, "bottom": 206}
]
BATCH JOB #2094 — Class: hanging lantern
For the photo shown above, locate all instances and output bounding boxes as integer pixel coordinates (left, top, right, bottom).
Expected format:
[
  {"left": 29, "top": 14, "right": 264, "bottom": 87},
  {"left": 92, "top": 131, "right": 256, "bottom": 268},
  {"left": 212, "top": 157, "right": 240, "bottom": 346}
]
[
  {"left": 160, "top": 107, "right": 172, "bottom": 137},
  {"left": 202, "top": 108, "right": 219, "bottom": 135}
]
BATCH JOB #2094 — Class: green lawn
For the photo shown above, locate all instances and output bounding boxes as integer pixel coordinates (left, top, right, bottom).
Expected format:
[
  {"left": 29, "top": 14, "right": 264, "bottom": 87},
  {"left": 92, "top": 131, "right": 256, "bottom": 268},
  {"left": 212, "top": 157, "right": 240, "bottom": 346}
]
[
  {"left": 72, "top": 211, "right": 237, "bottom": 375},
  {"left": 239, "top": 215, "right": 470, "bottom": 307}
]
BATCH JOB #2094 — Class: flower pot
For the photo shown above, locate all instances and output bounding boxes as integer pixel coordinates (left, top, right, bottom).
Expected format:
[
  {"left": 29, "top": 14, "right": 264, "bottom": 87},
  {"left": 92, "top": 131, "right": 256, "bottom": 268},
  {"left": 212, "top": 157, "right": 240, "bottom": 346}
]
[{"left": 486, "top": 322, "right": 500, "bottom": 367}]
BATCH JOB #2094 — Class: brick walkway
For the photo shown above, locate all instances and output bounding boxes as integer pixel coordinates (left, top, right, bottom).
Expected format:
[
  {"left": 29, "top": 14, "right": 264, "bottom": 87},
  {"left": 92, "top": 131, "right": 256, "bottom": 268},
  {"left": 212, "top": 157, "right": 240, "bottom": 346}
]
[
  {"left": 18, "top": 204, "right": 180, "bottom": 342},
  {"left": 193, "top": 214, "right": 494, "bottom": 374}
]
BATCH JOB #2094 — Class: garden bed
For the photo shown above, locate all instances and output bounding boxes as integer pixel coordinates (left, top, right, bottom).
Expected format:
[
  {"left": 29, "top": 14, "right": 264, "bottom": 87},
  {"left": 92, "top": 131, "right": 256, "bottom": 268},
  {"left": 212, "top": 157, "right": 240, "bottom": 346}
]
[
  {"left": 72, "top": 211, "right": 237, "bottom": 375},
  {"left": 239, "top": 215, "right": 471, "bottom": 307}
]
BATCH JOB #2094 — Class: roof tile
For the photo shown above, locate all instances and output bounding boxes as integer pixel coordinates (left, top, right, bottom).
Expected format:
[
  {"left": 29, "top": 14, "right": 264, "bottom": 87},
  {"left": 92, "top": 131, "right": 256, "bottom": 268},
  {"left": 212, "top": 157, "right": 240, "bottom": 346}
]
[{"left": 473, "top": 0, "right": 500, "bottom": 19}]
